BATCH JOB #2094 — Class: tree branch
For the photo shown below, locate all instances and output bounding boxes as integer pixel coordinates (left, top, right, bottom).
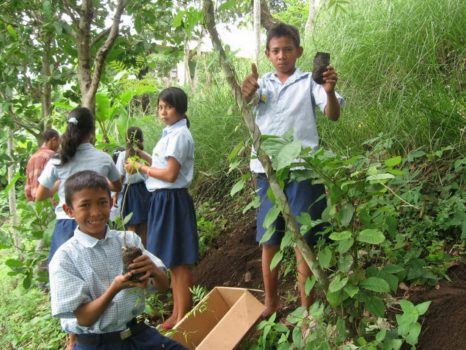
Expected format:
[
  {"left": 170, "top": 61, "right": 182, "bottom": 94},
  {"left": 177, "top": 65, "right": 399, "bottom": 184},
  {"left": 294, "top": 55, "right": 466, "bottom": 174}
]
[
  {"left": 84, "top": 0, "right": 127, "bottom": 108},
  {"left": 90, "top": 27, "right": 111, "bottom": 48},
  {"left": 202, "top": 0, "right": 329, "bottom": 290},
  {"left": 259, "top": 0, "right": 281, "bottom": 31}
]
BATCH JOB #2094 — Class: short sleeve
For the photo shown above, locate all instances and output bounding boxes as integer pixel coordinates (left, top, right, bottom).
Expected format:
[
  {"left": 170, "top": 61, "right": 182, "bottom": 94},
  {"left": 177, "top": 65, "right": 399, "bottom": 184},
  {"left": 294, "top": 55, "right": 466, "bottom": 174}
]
[
  {"left": 49, "top": 251, "right": 92, "bottom": 318},
  {"left": 164, "top": 131, "right": 191, "bottom": 165},
  {"left": 106, "top": 156, "right": 122, "bottom": 182},
  {"left": 38, "top": 159, "right": 58, "bottom": 190},
  {"left": 311, "top": 83, "right": 345, "bottom": 113},
  {"left": 115, "top": 151, "right": 126, "bottom": 177}
]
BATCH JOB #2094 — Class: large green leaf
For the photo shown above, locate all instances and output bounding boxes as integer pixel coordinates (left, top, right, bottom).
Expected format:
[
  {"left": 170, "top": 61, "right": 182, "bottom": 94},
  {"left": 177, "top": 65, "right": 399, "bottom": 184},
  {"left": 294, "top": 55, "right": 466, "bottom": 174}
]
[
  {"left": 357, "top": 229, "right": 385, "bottom": 244},
  {"left": 360, "top": 277, "right": 390, "bottom": 293},
  {"left": 276, "top": 139, "right": 302, "bottom": 170},
  {"left": 318, "top": 246, "right": 332, "bottom": 268},
  {"left": 329, "top": 275, "right": 349, "bottom": 293}
]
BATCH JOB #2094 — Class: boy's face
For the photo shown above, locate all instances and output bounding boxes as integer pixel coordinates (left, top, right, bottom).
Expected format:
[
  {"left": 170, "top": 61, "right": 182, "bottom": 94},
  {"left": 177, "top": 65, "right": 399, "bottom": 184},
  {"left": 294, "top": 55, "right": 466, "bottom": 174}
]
[
  {"left": 63, "top": 188, "right": 111, "bottom": 239},
  {"left": 266, "top": 36, "right": 303, "bottom": 77}
]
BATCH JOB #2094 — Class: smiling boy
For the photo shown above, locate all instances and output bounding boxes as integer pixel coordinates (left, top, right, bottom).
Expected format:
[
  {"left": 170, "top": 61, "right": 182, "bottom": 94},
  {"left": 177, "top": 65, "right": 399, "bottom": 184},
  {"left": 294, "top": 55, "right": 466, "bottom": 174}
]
[
  {"left": 241, "top": 23, "right": 345, "bottom": 317},
  {"left": 48, "top": 170, "right": 186, "bottom": 349}
]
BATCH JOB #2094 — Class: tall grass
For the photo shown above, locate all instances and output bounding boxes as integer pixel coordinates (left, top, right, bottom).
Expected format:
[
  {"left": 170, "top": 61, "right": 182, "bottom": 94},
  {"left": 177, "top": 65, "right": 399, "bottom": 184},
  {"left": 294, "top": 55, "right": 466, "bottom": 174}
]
[{"left": 301, "top": 0, "right": 465, "bottom": 153}]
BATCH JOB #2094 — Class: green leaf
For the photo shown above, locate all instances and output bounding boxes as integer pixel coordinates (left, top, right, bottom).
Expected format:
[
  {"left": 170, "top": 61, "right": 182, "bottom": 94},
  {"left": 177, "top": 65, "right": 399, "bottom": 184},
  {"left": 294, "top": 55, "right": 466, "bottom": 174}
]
[
  {"left": 270, "top": 250, "right": 283, "bottom": 270},
  {"left": 364, "top": 295, "right": 385, "bottom": 317},
  {"left": 384, "top": 156, "right": 402, "bottom": 167},
  {"left": 330, "top": 230, "right": 352, "bottom": 241},
  {"left": 6, "top": 25, "right": 17, "bottom": 39},
  {"left": 5, "top": 258, "right": 23, "bottom": 268},
  {"left": 230, "top": 179, "right": 245, "bottom": 196},
  {"left": 337, "top": 238, "right": 354, "bottom": 254},
  {"left": 338, "top": 254, "right": 353, "bottom": 273},
  {"left": 357, "top": 229, "right": 385, "bottom": 244},
  {"left": 415, "top": 301, "right": 431, "bottom": 316},
  {"left": 276, "top": 140, "right": 302, "bottom": 170},
  {"left": 338, "top": 203, "right": 354, "bottom": 227},
  {"left": 326, "top": 290, "right": 344, "bottom": 307},
  {"left": 367, "top": 173, "right": 395, "bottom": 181},
  {"left": 318, "top": 246, "right": 332, "bottom": 268},
  {"left": 263, "top": 206, "right": 280, "bottom": 229},
  {"left": 360, "top": 277, "right": 390, "bottom": 293},
  {"left": 383, "top": 264, "right": 405, "bottom": 274},
  {"left": 405, "top": 322, "right": 421, "bottom": 346},
  {"left": 305, "top": 276, "right": 316, "bottom": 296},
  {"left": 344, "top": 284, "right": 359, "bottom": 298},
  {"left": 329, "top": 275, "right": 349, "bottom": 293}
]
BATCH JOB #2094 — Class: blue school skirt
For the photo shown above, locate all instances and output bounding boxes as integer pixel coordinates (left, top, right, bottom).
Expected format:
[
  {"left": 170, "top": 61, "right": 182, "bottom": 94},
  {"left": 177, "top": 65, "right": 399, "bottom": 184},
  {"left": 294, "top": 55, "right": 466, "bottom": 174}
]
[
  {"left": 121, "top": 182, "right": 151, "bottom": 226},
  {"left": 48, "top": 219, "right": 77, "bottom": 263},
  {"left": 146, "top": 188, "right": 198, "bottom": 269}
]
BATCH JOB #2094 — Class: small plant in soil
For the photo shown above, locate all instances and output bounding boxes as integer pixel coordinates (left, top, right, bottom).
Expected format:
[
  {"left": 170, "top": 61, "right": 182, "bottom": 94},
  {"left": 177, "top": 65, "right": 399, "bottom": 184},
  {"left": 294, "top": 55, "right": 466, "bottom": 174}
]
[{"left": 312, "top": 52, "right": 330, "bottom": 84}]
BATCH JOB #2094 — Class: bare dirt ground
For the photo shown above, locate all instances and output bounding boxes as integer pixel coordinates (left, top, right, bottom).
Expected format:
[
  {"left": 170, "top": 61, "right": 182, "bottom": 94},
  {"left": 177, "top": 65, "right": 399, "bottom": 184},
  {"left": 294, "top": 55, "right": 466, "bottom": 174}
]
[{"left": 192, "top": 209, "right": 466, "bottom": 349}]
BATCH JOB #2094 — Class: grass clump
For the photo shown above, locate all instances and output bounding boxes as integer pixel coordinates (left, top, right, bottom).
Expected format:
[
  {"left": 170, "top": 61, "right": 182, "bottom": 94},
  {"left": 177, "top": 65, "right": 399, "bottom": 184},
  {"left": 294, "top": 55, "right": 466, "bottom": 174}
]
[{"left": 0, "top": 251, "right": 64, "bottom": 350}]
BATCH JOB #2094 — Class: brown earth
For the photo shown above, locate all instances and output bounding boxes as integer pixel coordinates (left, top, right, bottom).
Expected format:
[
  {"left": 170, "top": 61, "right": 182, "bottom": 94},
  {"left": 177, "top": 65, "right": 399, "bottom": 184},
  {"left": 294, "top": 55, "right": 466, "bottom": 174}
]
[{"left": 192, "top": 208, "right": 466, "bottom": 349}]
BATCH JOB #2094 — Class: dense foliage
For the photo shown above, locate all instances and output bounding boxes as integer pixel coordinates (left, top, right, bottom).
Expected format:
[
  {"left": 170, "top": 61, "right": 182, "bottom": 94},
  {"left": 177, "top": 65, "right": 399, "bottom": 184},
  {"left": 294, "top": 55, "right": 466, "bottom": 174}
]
[{"left": 0, "top": 0, "right": 464, "bottom": 348}]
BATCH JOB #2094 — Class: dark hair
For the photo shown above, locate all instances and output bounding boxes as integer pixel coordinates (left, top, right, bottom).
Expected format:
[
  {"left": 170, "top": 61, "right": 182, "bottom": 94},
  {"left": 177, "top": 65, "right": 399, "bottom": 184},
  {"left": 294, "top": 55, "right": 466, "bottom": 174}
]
[
  {"left": 58, "top": 107, "right": 95, "bottom": 165},
  {"left": 125, "top": 127, "right": 144, "bottom": 158},
  {"left": 42, "top": 129, "right": 59, "bottom": 142},
  {"left": 266, "top": 23, "right": 300, "bottom": 50},
  {"left": 64, "top": 170, "right": 110, "bottom": 207},
  {"left": 158, "top": 87, "right": 190, "bottom": 128}
]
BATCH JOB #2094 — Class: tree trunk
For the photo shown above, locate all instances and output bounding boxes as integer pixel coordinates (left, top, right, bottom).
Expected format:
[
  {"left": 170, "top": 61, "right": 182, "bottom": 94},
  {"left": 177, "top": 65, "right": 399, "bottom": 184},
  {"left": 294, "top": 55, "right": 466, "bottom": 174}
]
[
  {"left": 41, "top": 34, "right": 53, "bottom": 129},
  {"left": 305, "top": 0, "right": 318, "bottom": 34},
  {"left": 259, "top": 0, "right": 280, "bottom": 31},
  {"left": 202, "top": 0, "right": 329, "bottom": 291},
  {"left": 253, "top": 0, "right": 261, "bottom": 64}
]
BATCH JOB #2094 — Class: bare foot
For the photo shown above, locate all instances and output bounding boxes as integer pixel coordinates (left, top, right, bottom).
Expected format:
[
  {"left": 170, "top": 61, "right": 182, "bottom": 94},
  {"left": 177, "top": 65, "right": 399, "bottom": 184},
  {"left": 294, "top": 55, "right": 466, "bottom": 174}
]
[
  {"left": 261, "top": 304, "right": 280, "bottom": 318},
  {"left": 160, "top": 314, "right": 177, "bottom": 329}
]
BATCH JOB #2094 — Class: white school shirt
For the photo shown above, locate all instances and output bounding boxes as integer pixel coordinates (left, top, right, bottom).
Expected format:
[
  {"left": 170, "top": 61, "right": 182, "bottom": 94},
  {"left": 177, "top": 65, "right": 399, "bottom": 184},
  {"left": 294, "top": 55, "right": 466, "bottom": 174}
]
[
  {"left": 49, "top": 227, "right": 165, "bottom": 334},
  {"left": 250, "top": 68, "right": 345, "bottom": 173},
  {"left": 38, "top": 143, "right": 121, "bottom": 220},
  {"left": 145, "top": 118, "right": 194, "bottom": 191},
  {"left": 115, "top": 150, "right": 147, "bottom": 185}
]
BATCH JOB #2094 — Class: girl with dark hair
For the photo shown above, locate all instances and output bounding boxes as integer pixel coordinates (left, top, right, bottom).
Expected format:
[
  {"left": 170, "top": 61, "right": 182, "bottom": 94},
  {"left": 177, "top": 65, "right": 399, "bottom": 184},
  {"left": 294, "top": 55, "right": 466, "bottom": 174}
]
[
  {"left": 125, "top": 87, "right": 198, "bottom": 329},
  {"left": 114, "top": 127, "right": 151, "bottom": 246},
  {"left": 36, "top": 107, "right": 122, "bottom": 262}
]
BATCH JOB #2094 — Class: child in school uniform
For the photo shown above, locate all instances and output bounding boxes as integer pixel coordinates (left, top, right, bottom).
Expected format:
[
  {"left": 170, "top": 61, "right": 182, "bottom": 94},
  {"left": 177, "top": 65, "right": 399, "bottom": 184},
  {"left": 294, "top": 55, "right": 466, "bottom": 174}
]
[
  {"left": 36, "top": 107, "right": 122, "bottom": 262},
  {"left": 241, "top": 23, "right": 345, "bottom": 317},
  {"left": 114, "top": 127, "right": 151, "bottom": 246},
  {"left": 125, "top": 87, "right": 198, "bottom": 330},
  {"left": 49, "top": 170, "right": 186, "bottom": 350}
]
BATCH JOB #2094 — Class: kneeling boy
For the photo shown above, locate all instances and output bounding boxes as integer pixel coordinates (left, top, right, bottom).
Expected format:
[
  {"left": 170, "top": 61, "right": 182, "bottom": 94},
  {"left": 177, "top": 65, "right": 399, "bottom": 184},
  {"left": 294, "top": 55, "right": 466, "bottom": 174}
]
[{"left": 49, "top": 170, "right": 186, "bottom": 350}]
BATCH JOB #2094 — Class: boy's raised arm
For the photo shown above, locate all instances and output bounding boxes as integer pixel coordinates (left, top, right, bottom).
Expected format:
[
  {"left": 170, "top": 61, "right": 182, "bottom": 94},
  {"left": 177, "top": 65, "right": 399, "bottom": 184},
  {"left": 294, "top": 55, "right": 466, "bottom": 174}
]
[
  {"left": 322, "top": 66, "right": 341, "bottom": 121},
  {"left": 241, "top": 63, "right": 260, "bottom": 102}
]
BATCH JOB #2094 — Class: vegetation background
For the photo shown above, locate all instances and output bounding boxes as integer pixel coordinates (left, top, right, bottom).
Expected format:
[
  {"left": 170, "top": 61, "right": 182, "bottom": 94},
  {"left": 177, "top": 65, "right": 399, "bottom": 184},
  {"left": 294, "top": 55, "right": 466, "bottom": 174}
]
[{"left": 0, "top": 0, "right": 464, "bottom": 349}]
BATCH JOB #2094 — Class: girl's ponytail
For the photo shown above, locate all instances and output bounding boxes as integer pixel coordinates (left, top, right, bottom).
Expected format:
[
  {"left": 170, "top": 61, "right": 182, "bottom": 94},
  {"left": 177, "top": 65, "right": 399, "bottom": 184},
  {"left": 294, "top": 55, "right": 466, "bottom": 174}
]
[{"left": 58, "top": 107, "right": 95, "bottom": 165}]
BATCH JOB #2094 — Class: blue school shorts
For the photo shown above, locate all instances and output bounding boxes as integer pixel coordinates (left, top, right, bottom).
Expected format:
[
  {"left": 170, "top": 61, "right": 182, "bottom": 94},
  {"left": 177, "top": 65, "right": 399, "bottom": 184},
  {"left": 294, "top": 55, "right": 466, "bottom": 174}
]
[
  {"left": 121, "top": 182, "right": 151, "bottom": 226},
  {"left": 146, "top": 188, "right": 198, "bottom": 268},
  {"left": 48, "top": 219, "right": 77, "bottom": 263},
  {"left": 255, "top": 174, "right": 328, "bottom": 246},
  {"left": 74, "top": 325, "right": 187, "bottom": 350}
]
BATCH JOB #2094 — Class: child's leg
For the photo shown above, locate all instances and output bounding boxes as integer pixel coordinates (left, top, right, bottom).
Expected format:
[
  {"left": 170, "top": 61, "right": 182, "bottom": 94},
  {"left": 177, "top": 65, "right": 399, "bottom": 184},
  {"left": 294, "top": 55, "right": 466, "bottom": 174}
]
[
  {"left": 294, "top": 247, "right": 314, "bottom": 308},
  {"left": 137, "top": 223, "right": 147, "bottom": 247},
  {"left": 161, "top": 271, "right": 178, "bottom": 329},
  {"left": 261, "top": 244, "right": 281, "bottom": 318},
  {"left": 171, "top": 264, "right": 193, "bottom": 323}
]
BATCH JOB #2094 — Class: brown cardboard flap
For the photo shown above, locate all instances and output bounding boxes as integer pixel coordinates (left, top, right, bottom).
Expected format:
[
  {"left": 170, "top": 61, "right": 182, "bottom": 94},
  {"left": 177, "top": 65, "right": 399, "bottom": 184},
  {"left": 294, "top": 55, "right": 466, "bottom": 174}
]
[{"left": 170, "top": 287, "right": 265, "bottom": 350}]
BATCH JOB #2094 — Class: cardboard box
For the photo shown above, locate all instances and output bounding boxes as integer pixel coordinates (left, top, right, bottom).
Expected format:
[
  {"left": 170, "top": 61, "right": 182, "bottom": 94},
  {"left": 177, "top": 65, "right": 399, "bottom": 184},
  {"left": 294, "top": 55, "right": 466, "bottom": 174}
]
[{"left": 170, "top": 287, "right": 265, "bottom": 349}]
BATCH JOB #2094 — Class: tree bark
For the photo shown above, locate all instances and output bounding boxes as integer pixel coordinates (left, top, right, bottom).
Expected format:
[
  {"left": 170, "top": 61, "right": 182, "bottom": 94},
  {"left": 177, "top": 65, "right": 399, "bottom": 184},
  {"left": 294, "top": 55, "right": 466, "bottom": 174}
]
[
  {"left": 74, "top": 0, "right": 127, "bottom": 113},
  {"left": 202, "top": 0, "right": 329, "bottom": 291},
  {"left": 259, "top": 0, "right": 280, "bottom": 31},
  {"left": 305, "top": 0, "right": 318, "bottom": 34},
  {"left": 253, "top": 0, "right": 261, "bottom": 64}
]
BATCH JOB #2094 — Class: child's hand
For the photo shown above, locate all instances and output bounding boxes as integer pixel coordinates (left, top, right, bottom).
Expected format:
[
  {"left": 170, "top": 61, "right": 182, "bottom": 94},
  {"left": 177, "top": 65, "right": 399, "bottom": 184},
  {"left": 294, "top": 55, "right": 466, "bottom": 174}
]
[
  {"left": 322, "top": 65, "right": 338, "bottom": 93},
  {"left": 241, "top": 63, "right": 260, "bottom": 102},
  {"left": 124, "top": 158, "right": 140, "bottom": 175},
  {"left": 129, "top": 254, "right": 169, "bottom": 291},
  {"left": 111, "top": 272, "right": 148, "bottom": 291}
]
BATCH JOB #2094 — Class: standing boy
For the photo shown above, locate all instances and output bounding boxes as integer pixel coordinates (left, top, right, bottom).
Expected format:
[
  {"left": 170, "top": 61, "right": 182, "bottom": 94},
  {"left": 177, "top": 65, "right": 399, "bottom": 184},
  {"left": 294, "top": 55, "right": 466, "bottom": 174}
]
[
  {"left": 49, "top": 170, "right": 186, "bottom": 350},
  {"left": 25, "top": 129, "right": 60, "bottom": 202},
  {"left": 241, "top": 23, "right": 344, "bottom": 317}
]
